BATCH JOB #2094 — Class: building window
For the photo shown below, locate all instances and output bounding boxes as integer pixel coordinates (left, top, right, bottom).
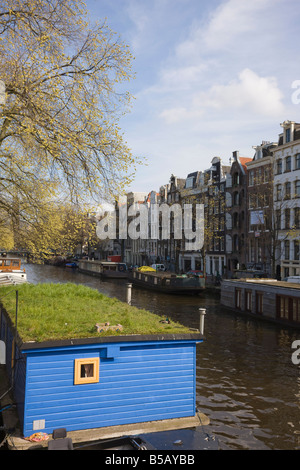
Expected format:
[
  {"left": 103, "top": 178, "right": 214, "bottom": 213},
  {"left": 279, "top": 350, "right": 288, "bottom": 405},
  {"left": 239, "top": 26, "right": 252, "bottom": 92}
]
[
  {"left": 285, "top": 156, "right": 291, "bottom": 172},
  {"left": 285, "top": 182, "right": 291, "bottom": 199},
  {"left": 294, "top": 240, "right": 300, "bottom": 261},
  {"left": 220, "top": 237, "right": 225, "bottom": 251},
  {"left": 233, "top": 212, "right": 239, "bottom": 229},
  {"left": 245, "top": 291, "right": 252, "bottom": 312},
  {"left": 284, "top": 208, "right": 290, "bottom": 229},
  {"left": 276, "top": 209, "right": 281, "bottom": 229},
  {"left": 256, "top": 293, "right": 263, "bottom": 314},
  {"left": 74, "top": 358, "right": 100, "bottom": 385},
  {"left": 284, "top": 240, "right": 290, "bottom": 260},
  {"left": 295, "top": 154, "right": 300, "bottom": 170},
  {"left": 279, "top": 296, "right": 289, "bottom": 320},
  {"left": 292, "top": 299, "right": 300, "bottom": 322},
  {"left": 249, "top": 193, "right": 256, "bottom": 209},
  {"left": 236, "top": 289, "right": 242, "bottom": 309},
  {"left": 249, "top": 239, "right": 255, "bottom": 262},
  {"left": 276, "top": 159, "right": 282, "bottom": 174},
  {"left": 295, "top": 208, "right": 300, "bottom": 229},
  {"left": 249, "top": 170, "right": 254, "bottom": 186},
  {"left": 295, "top": 180, "right": 300, "bottom": 198},
  {"left": 278, "top": 296, "right": 300, "bottom": 323},
  {"left": 233, "top": 172, "right": 240, "bottom": 186},
  {"left": 286, "top": 128, "right": 291, "bottom": 143},
  {"left": 276, "top": 184, "right": 282, "bottom": 201},
  {"left": 233, "top": 191, "right": 240, "bottom": 206},
  {"left": 284, "top": 267, "right": 289, "bottom": 278},
  {"left": 233, "top": 234, "right": 239, "bottom": 252}
]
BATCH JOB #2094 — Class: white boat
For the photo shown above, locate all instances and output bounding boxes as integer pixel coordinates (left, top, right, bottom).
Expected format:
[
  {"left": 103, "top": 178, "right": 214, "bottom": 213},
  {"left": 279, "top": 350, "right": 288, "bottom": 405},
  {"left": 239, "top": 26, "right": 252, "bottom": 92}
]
[{"left": 0, "top": 257, "right": 27, "bottom": 285}]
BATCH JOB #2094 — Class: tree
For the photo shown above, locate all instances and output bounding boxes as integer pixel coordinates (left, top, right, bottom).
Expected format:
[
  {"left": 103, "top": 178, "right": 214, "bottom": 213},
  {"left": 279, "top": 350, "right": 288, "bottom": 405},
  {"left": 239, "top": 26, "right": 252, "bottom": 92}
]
[
  {"left": 18, "top": 201, "right": 99, "bottom": 261},
  {"left": 0, "top": 0, "right": 139, "bottom": 240}
]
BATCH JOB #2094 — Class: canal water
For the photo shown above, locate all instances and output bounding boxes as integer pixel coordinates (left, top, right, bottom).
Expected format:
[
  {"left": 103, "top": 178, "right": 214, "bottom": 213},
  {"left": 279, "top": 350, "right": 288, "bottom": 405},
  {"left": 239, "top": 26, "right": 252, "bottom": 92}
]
[{"left": 25, "top": 263, "right": 300, "bottom": 450}]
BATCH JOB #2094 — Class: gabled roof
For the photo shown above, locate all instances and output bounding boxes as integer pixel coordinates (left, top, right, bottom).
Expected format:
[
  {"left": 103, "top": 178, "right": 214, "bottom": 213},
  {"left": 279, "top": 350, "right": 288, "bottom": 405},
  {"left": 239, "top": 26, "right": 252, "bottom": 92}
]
[{"left": 239, "top": 157, "right": 252, "bottom": 172}]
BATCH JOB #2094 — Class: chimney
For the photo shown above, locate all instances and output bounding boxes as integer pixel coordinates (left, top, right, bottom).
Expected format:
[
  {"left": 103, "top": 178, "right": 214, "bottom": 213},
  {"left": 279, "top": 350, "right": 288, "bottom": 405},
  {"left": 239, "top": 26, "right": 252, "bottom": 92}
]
[{"left": 232, "top": 150, "right": 239, "bottom": 161}]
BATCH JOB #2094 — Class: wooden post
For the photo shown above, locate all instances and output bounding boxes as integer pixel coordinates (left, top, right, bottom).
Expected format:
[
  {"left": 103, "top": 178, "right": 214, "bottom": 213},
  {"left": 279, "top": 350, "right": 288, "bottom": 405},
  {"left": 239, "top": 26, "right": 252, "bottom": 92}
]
[
  {"left": 199, "top": 308, "right": 206, "bottom": 335},
  {"left": 126, "top": 283, "right": 132, "bottom": 305}
]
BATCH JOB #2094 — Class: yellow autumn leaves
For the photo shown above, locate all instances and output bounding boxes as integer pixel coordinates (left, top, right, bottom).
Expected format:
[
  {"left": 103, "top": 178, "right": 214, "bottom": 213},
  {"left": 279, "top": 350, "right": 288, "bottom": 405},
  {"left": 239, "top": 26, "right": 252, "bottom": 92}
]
[{"left": 0, "top": 0, "right": 140, "bottom": 256}]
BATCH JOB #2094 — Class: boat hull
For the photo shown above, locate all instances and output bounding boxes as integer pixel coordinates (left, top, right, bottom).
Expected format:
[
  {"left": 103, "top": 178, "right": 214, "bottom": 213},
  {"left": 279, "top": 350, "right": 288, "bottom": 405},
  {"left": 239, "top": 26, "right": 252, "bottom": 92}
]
[
  {"left": 101, "top": 270, "right": 128, "bottom": 279},
  {"left": 0, "top": 257, "right": 27, "bottom": 285},
  {"left": 130, "top": 271, "right": 205, "bottom": 295},
  {"left": 0, "top": 272, "right": 27, "bottom": 285}
]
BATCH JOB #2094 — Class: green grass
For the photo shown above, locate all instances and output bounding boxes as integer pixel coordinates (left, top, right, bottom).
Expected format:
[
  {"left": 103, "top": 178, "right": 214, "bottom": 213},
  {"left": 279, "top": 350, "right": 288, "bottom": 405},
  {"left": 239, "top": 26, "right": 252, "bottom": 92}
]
[{"left": 0, "top": 282, "right": 191, "bottom": 343}]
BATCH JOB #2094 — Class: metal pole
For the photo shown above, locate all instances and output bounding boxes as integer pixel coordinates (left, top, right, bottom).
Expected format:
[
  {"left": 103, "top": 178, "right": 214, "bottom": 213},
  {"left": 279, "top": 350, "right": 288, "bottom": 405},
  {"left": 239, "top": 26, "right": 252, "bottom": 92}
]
[
  {"left": 12, "top": 290, "right": 18, "bottom": 386},
  {"left": 126, "top": 283, "right": 132, "bottom": 305},
  {"left": 199, "top": 308, "right": 206, "bottom": 335}
]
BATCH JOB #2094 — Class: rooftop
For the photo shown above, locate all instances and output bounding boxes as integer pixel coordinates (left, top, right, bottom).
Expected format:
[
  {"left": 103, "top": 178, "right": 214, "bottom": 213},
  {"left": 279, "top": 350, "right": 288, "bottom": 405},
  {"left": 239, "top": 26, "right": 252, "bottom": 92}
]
[
  {"left": 0, "top": 283, "right": 193, "bottom": 344},
  {"left": 223, "top": 278, "right": 300, "bottom": 290}
]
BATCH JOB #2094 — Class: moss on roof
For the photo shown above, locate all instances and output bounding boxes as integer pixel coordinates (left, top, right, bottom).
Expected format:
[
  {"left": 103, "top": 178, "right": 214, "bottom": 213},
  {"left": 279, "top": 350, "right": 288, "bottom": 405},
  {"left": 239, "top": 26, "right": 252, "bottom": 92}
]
[{"left": 0, "top": 282, "right": 191, "bottom": 343}]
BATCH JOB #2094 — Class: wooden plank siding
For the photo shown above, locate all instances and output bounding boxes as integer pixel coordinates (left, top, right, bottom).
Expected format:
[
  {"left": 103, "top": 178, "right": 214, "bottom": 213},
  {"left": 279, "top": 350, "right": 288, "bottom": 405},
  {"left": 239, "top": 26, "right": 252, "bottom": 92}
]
[
  {"left": 22, "top": 340, "right": 198, "bottom": 436},
  {"left": 221, "top": 279, "right": 300, "bottom": 327}
]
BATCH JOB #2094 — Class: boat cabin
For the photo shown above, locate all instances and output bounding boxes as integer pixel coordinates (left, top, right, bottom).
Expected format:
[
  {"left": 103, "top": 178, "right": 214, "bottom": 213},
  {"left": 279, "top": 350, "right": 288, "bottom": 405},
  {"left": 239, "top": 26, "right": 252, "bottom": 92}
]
[
  {"left": 0, "top": 284, "right": 204, "bottom": 442},
  {"left": 221, "top": 279, "right": 300, "bottom": 327},
  {"left": 78, "top": 260, "right": 128, "bottom": 278},
  {"left": 0, "top": 258, "right": 23, "bottom": 272}
]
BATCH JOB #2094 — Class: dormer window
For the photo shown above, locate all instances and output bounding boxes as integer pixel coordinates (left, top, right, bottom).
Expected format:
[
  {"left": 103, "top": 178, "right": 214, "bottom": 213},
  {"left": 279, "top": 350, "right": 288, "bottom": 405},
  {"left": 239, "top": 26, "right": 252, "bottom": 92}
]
[{"left": 286, "top": 128, "right": 291, "bottom": 143}]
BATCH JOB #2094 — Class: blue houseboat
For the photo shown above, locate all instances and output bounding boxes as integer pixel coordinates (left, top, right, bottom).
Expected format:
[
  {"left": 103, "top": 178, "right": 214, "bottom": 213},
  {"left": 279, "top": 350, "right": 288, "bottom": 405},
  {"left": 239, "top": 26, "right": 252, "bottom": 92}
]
[{"left": 0, "top": 284, "right": 211, "bottom": 449}]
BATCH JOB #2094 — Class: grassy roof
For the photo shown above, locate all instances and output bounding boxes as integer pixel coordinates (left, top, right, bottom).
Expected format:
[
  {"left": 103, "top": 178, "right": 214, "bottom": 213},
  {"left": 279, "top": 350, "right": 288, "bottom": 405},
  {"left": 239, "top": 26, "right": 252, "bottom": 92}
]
[{"left": 0, "top": 282, "right": 192, "bottom": 343}]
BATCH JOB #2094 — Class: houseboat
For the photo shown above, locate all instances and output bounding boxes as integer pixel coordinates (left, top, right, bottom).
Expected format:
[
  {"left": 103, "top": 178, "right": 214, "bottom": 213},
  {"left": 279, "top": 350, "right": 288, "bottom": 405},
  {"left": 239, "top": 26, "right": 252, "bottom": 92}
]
[
  {"left": 130, "top": 270, "right": 205, "bottom": 295},
  {"left": 0, "top": 257, "right": 27, "bottom": 285},
  {"left": 221, "top": 278, "right": 300, "bottom": 328},
  {"left": 78, "top": 260, "right": 128, "bottom": 279},
  {"left": 0, "top": 283, "right": 214, "bottom": 450}
]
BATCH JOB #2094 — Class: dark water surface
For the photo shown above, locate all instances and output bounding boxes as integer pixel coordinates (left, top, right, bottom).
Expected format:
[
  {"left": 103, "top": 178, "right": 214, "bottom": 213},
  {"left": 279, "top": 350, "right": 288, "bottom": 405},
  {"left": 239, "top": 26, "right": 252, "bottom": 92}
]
[{"left": 25, "top": 264, "right": 300, "bottom": 450}]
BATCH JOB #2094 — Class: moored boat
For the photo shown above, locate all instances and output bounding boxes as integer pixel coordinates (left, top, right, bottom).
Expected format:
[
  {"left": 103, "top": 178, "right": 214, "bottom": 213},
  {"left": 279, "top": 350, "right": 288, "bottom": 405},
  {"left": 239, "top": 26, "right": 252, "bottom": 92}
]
[
  {"left": 130, "top": 270, "right": 205, "bottom": 294},
  {"left": 0, "top": 257, "right": 27, "bottom": 285},
  {"left": 78, "top": 259, "right": 128, "bottom": 279},
  {"left": 99, "top": 261, "right": 128, "bottom": 279}
]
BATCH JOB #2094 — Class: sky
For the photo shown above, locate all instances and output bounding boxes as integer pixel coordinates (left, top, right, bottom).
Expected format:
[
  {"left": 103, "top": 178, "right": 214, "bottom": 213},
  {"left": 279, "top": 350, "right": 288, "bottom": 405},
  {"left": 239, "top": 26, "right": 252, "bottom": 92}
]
[{"left": 85, "top": 0, "right": 300, "bottom": 194}]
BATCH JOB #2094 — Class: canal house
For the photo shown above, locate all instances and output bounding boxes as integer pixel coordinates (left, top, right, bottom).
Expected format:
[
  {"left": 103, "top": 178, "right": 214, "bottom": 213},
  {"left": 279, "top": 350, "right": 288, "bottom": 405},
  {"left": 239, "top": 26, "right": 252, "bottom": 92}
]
[
  {"left": 0, "top": 283, "right": 204, "bottom": 442},
  {"left": 221, "top": 279, "right": 300, "bottom": 327}
]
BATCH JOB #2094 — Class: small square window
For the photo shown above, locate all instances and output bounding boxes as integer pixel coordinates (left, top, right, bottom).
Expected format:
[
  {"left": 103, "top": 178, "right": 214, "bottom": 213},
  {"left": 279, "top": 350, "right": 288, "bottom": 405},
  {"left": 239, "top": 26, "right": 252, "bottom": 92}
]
[{"left": 74, "top": 358, "right": 99, "bottom": 385}]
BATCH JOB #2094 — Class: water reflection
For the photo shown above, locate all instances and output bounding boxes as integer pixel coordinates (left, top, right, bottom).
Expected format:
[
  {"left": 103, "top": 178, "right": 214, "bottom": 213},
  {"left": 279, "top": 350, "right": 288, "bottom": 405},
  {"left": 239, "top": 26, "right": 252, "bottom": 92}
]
[{"left": 25, "top": 263, "right": 300, "bottom": 450}]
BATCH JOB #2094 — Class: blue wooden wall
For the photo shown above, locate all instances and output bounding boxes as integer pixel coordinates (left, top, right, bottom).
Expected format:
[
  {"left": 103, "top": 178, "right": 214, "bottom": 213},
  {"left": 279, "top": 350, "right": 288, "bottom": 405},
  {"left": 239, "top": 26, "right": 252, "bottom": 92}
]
[{"left": 22, "top": 339, "right": 200, "bottom": 436}]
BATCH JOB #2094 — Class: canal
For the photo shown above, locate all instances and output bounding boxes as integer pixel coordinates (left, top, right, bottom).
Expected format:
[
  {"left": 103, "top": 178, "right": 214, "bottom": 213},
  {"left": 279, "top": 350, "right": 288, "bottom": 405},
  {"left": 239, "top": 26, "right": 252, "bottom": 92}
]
[{"left": 25, "top": 263, "right": 300, "bottom": 450}]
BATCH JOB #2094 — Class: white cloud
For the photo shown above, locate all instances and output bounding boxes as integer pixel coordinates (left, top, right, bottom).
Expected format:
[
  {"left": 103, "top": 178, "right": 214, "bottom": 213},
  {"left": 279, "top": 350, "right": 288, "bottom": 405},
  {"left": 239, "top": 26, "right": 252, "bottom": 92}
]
[
  {"left": 176, "top": 0, "right": 275, "bottom": 58},
  {"left": 160, "top": 68, "right": 285, "bottom": 123},
  {"left": 203, "top": 0, "right": 273, "bottom": 49},
  {"left": 160, "top": 64, "right": 208, "bottom": 91},
  {"left": 160, "top": 106, "right": 203, "bottom": 124},
  {"left": 201, "top": 69, "right": 285, "bottom": 115}
]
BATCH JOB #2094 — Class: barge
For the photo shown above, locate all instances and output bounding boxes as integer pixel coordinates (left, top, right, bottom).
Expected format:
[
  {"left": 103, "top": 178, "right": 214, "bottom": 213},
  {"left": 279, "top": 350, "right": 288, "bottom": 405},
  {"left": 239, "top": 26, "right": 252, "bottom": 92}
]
[
  {"left": 130, "top": 270, "right": 205, "bottom": 295},
  {"left": 221, "top": 278, "right": 300, "bottom": 328},
  {"left": 78, "top": 259, "right": 128, "bottom": 279}
]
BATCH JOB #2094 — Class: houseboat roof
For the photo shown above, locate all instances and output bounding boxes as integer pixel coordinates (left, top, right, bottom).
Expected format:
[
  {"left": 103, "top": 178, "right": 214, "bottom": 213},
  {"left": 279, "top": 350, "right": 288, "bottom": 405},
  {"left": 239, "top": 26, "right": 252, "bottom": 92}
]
[
  {"left": 224, "top": 278, "right": 300, "bottom": 290},
  {"left": 0, "top": 282, "right": 200, "bottom": 345}
]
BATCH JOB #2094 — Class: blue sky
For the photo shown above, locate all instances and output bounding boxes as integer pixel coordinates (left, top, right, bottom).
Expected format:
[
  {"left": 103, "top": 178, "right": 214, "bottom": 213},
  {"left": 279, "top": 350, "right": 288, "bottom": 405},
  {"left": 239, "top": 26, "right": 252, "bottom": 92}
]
[{"left": 85, "top": 0, "right": 300, "bottom": 193}]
